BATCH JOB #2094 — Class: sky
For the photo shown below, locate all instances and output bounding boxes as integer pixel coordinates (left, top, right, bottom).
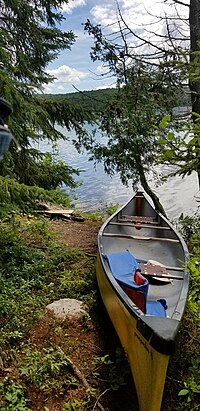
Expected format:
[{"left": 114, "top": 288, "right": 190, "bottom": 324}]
[{"left": 44, "top": 0, "right": 189, "bottom": 94}]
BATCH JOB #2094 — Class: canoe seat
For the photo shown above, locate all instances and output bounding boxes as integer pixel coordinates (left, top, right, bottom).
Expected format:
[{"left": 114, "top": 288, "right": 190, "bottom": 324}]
[
  {"left": 118, "top": 215, "right": 158, "bottom": 224},
  {"left": 146, "top": 300, "right": 167, "bottom": 317},
  {"left": 104, "top": 250, "right": 166, "bottom": 317}
]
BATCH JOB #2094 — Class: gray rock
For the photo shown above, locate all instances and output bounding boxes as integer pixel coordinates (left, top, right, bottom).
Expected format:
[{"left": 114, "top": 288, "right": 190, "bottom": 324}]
[{"left": 46, "top": 298, "right": 89, "bottom": 321}]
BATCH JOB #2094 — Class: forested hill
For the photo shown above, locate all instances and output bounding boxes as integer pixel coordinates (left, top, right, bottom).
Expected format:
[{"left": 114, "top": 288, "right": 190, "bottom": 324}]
[
  {"left": 39, "top": 85, "right": 191, "bottom": 112},
  {"left": 40, "top": 88, "right": 117, "bottom": 111}
]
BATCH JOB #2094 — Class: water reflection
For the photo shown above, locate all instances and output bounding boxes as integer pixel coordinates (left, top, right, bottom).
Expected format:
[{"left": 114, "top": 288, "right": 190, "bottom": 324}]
[{"left": 38, "top": 128, "right": 199, "bottom": 220}]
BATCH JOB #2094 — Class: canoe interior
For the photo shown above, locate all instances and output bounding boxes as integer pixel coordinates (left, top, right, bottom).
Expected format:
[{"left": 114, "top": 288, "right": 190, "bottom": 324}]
[{"left": 99, "top": 191, "right": 189, "bottom": 321}]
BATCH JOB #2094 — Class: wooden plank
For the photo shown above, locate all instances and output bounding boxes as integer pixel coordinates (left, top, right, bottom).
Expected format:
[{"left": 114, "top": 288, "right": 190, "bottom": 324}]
[
  {"left": 44, "top": 209, "right": 74, "bottom": 215},
  {"left": 118, "top": 216, "right": 159, "bottom": 224},
  {"left": 103, "top": 232, "right": 179, "bottom": 243},
  {"left": 139, "top": 263, "right": 183, "bottom": 280},
  {"left": 110, "top": 222, "right": 170, "bottom": 230},
  {"left": 35, "top": 209, "right": 74, "bottom": 215},
  {"left": 164, "top": 266, "right": 184, "bottom": 272}
]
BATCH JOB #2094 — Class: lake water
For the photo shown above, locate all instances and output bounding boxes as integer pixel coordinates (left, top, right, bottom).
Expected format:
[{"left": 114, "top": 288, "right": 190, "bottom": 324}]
[{"left": 37, "top": 127, "right": 199, "bottom": 220}]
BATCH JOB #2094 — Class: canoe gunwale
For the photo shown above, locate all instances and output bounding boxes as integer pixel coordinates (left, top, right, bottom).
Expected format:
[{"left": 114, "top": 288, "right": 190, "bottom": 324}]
[{"left": 97, "top": 191, "right": 190, "bottom": 356}]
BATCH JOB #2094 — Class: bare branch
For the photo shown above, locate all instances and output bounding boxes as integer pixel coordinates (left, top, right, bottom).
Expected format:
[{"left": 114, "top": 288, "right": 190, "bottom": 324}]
[
  {"left": 164, "top": 0, "right": 190, "bottom": 7},
  {"left": 117, "top": 7, "right": 168, "bottom": 55}
]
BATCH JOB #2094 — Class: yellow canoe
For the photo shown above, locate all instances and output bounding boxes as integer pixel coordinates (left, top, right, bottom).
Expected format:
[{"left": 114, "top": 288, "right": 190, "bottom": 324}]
[{"left": 96, "top": 191, "right": 189, "bottom": 411}]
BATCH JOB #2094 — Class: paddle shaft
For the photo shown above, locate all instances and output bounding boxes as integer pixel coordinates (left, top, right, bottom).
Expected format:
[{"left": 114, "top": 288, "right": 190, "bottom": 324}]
[{"left": 141, "top": 272, "right": 183, "bottom": 280}]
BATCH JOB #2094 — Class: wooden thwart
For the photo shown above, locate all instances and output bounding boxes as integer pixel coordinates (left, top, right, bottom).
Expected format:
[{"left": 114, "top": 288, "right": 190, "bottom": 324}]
[
  {"left": 103, "top": 232, "right": 179, "bottom": 243},
  {"left": 118, "top": 215, "right": 159, "bottom": 224},
  {"left": 139, "top": 263, "right": 183, "bottom": 280},
  {"left": 110, "top": 222, "right": 170, "bottom": 230}
]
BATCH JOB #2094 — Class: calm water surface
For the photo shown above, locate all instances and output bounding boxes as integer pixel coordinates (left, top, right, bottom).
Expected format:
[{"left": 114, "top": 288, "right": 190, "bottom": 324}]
[{"left": 38, "top": 127, "right": 199, "bottom": 220}]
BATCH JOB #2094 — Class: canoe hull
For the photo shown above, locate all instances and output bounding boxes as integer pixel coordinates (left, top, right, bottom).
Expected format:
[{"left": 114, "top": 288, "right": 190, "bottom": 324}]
[{"left": 96, "top": 252, "right": 170, "bottom": 411}]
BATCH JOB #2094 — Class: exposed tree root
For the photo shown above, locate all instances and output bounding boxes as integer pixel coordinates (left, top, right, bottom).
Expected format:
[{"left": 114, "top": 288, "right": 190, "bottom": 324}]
[
  {"left": 68, "top": 358, "right": 106, "bottom": 411},
  {"left": 58, "top": 348, "right": 106, "bottom": 411}
]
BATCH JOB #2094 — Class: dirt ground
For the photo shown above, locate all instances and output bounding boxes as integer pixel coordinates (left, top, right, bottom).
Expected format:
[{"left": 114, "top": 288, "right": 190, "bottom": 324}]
[
  {"left": 48, "top": 219, "right": 101, "bottom": 254},
  {"left": 28, "top": 218, "right": 137, "bottom": 411}
]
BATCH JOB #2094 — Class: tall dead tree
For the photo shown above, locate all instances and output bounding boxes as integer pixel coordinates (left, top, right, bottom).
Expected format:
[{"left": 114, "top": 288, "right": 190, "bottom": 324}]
[
  {"left": 189, "top": 0, "right": 200, "bottom": 113},
  {"left": 189, "top": 0, "right": 200, "bottom": 184}
]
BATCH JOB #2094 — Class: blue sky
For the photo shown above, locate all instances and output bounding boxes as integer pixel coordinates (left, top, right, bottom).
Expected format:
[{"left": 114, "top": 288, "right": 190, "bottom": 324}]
[{"left": 44, "top": 0, "right": 189, "bottom": 94}]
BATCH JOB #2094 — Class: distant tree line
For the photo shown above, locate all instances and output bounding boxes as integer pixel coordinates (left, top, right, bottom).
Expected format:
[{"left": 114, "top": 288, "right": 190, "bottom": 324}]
[
  {"left": 40, "top": 88, "right": 118, "bottom": 112},
  {"left": 40, "top": 86, "right": 191, "bottom": 112}
]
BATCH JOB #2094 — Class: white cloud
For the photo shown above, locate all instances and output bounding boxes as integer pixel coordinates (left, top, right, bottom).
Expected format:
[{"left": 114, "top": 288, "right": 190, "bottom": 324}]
[
  {"left": 96, "top": 64, "right": 109, "bottom": 74},
  {"left": 47, "top": 65, "right": 87, "bottom": 83},
  {"left": 90, "top": 4, "right": 117, "bottom": 27},
  {"left": 90, "top": 0, "right": 189, "bottom": 34},
  {"left": 61, "top": 0, "right": 86, "bottom": 14},
  {"left": 96, "top": 82, "right": 116, "bottom": 90},
  {"left": 89, "top": 0, "right": 189, "bottom": 56},
  {"left": 44, "top": 65, "right": 88, "bottom": 93},
  {"left": 43, "top": 0, "right": 190, "bottom": 93}
]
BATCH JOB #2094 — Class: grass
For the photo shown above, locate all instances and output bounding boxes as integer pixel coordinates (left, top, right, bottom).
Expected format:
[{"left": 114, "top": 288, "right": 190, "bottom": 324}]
[
  {"left": 0, "top": 213, "right": 99, "bottom": 410},
  {"left": 0, "top": 214, "right": 97, "bottom": 345}
]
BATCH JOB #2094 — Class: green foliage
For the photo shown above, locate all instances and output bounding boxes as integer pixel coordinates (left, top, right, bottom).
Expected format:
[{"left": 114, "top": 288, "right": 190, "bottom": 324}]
[
  {"left": 187, "top": 232, "right": 200, "bottom": 325},
  {"left": 0, "top": 102, "right": 89, "bottom": 190},
  {"left": 83, "top": 201, "right": 119, "bottom": 222},
  {"left": 94, "top": 347, "right": 130, "bottom": 391},
  {"left": 0, "top": 216, "right": 96, "bottom": 346},
  {"left": 176, "top": 215, "right": 200, "bottom": 409},
  {"left": 97, "top": 201, "right": 119, "bottom": 218},
  {"left": 156, "top": 113, "right": 200, "bottom": 180},
  {"left": 178, "top": 214, "right": 200, "bottom": 244},
  {"left": 0, "top": 212, "right": 100, "bottom": 409},
  {"left": 83, "top": 7, "right": 200, "bottom": 196},
  {"left": 0, "top": 0, "right": 95, "bottom": 192},
  {"left": 0, "top": 382, "right": 32, "bottom": 411},
  {"left": 64, "top": 388, "right": 96, "bottom": 410},
  {"left": 1, "top": 1, "right": 74, "bottom": 86},
  {"left": 178, "top": 214, "right": 200, "bottom": 324},
  {"left": 178, "top": 357, "right": 200, "bottom": 404},
  {"left": 64, "top": 399, "right": 90, "bottom": 411},
  {"left": 41, "top": 88, "right": 117, "bottom": 113},
  {"left": 77, "top": 62, "right": 178, "bottom": 186},
  {"left": 0, "top": 175, "right": 73, "bottom": 216},
  {"left": 31, "top": 152, "right": 80, "bottom": 190},
  {"left": 80, "top": 20, "right": 188, "bottom": 212},
  {"left": 19, "top": 347, "right": 70, "bottom": 387},
  {"left": 94, "top": 354, "right": 114, "bottom": 366},
  {"left": 0, "top": 149, "right": 81, "bottom": 191}
]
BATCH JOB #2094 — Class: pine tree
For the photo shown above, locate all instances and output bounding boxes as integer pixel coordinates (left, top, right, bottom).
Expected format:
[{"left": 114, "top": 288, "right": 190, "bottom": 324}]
[{"left": 0, "top": 0, "right": 92, "bottom": 189}]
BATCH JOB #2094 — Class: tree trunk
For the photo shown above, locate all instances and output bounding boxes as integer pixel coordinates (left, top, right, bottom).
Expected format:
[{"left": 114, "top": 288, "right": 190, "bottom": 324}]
[
  {"left": 189, "top": 0, "right": 200, "bottom": 186},
  {"left": 137, "top": 157, "right": 167, "bottom": 217}
]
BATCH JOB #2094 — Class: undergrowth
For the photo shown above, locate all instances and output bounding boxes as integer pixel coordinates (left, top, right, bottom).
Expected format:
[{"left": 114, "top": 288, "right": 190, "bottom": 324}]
[
  {"left": 0, "top": 214, "right": 99, "bottom": 410},
  {"left": 0, "top": 215, "right": 96, "bottom": 346},
  {"left": 0, "top": 175, "right": 73, "bottom": 218},
  {"left": 176, "top": 215, "right": 200, "bottom": 409}
]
